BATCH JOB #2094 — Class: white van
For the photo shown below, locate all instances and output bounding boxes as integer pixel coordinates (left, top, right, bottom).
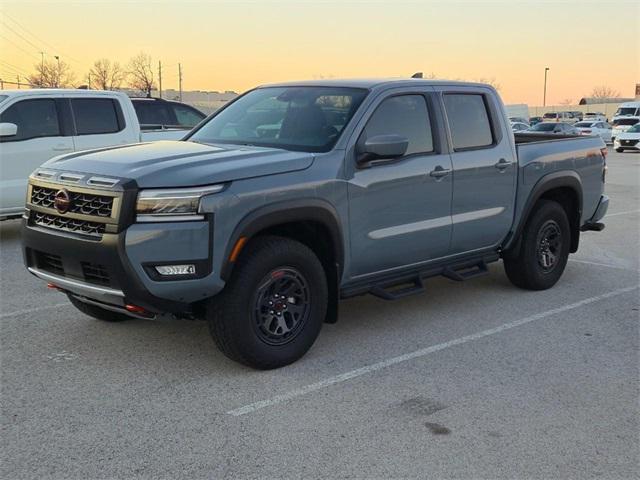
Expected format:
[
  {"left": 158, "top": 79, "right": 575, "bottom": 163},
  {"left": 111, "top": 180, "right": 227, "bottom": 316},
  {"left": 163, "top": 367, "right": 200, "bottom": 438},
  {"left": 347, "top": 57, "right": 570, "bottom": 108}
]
[
  {"left": 612, "top": 101, "right": 640, "bottom": 123},
  {"left": 0, "top": 89, "right": 205, "bottom": 219}
]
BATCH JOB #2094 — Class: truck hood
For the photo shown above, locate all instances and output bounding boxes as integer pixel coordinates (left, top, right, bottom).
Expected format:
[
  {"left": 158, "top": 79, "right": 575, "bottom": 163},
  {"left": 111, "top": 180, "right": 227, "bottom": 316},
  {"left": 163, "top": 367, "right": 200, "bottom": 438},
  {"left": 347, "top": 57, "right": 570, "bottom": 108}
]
[{"left": 43, "top": 141, "right": 315, "bottom": 188}]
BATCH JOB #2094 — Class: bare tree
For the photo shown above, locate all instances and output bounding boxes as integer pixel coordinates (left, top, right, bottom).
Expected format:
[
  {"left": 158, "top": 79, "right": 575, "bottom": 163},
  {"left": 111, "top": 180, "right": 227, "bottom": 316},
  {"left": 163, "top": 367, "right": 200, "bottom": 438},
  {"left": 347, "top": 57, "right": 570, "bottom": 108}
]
[
  {"left": 590, "top": 85, "right": 620, "bottom": 99},
  {"left": 28, "top": 59, "right": 76, "bottom": 88},
  {"left": 559, "top": 98, "right": 574, "bottom": 105},
  {"left": 475, "top": 77, "right": 501, "bottom": 92},
  {"left": 127, "top": 52, "right": 155, "bottom": 97},
  {"left": 87, "top": 58, "right": 125, "bottom": 90}
]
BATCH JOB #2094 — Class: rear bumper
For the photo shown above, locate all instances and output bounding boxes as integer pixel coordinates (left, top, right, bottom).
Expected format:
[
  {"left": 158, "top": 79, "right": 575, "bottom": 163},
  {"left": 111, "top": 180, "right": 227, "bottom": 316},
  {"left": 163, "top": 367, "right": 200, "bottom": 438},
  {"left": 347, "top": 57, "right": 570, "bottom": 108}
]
[{"left": 581, "top": 195, "right": 609, "bottom": 232}]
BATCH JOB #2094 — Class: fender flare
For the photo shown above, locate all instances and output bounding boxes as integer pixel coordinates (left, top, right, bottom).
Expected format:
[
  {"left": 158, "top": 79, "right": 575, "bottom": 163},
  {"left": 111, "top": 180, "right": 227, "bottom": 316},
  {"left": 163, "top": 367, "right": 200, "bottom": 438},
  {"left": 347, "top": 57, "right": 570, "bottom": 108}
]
[
  {"left": 504, "top": 170, "right": 583, "bottom": 252},
  {"left": 220, "top": 198, "right": 345, "bottom": 281}
]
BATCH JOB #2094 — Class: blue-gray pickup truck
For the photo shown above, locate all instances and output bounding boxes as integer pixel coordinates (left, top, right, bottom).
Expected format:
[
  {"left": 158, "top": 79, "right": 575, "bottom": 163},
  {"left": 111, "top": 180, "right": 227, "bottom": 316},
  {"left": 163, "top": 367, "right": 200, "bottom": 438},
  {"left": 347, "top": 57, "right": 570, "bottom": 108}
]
[{"left": 22, "top": 79, "right": 609, "bottom": 369}]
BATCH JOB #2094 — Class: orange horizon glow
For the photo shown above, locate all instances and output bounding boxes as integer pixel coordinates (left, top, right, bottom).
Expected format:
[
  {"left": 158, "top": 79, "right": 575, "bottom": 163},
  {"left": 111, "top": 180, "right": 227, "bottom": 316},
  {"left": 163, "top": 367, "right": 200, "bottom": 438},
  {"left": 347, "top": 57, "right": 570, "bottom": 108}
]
[{"left": 1, "top": 0, "right": 638, "bottom": 106}]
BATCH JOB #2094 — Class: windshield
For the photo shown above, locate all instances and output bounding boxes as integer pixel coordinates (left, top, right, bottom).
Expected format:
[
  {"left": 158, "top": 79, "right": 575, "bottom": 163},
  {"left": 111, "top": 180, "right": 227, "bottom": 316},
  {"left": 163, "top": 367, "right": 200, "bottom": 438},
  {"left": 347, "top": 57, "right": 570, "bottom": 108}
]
[
  {"left": 189, "top": 86, "right": 368, "bottom": 152},
  {"left": 530, "top": 123, "right": 557, "bottom": 131},
  {"left": 615, "top": 107, "right": 639, "bottom": 116},
  {"left": 613, "top": 118, "right": 639, "bottom": 126},
  {"left": 627, "top": 124, "right": 640, "bottom": 133}
]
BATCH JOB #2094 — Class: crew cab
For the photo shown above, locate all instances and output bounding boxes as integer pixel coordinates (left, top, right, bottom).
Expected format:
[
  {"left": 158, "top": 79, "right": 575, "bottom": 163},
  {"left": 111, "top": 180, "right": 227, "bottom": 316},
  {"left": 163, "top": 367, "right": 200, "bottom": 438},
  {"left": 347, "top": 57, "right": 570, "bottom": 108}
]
[
  {"left": 21, "top": 79, "right": 609, "bottom": 369},
  {"left": 0, "top": 90, "right": 205, "bottom": 218}
]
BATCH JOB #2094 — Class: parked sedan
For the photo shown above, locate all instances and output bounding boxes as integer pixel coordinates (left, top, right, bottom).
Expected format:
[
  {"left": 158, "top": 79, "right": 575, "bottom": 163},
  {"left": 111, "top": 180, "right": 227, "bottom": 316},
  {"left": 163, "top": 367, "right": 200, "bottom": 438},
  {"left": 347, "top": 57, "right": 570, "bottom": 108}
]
[
  {"left": 529, "top": 116, "right": 543, "bottom": 125},
  {"left": 574, "top": 121, "right": 612, "bottom": 143},
  {"left": 528, "top": 122, "right": 578, "bottom": 135},
  {"left": 611, "top": 117, "right": 640, "bottom": 142},
  {"left": 510, "top": 121, "right": 530, "bottom": 132},
  {"left": 509, "top": 117, "right": 529, "bottom": 125},
  {"left": 614, "top": 123, "right": 640, "bottom": 152}
]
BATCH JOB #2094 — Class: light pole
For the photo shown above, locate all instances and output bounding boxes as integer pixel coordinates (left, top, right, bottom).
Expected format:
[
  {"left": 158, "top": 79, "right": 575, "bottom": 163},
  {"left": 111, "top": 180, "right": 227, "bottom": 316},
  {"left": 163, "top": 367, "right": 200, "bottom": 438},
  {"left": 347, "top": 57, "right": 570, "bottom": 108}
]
[
  {"left": 54, "top": 56, "right": 60, "bottom": 87},
  {"left": 543, "top": 67, "right": 550, "bottom": 107}
]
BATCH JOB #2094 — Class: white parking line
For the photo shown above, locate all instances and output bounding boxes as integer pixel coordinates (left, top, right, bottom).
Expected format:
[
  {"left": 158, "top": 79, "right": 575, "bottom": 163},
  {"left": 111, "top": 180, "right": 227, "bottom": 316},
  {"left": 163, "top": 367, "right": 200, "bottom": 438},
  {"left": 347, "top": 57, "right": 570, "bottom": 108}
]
[
  {"left": 606, "top": 209, "right": 640, "bottom": 217},
  {"left": 569, "top": 258, "right": 638, "bottom": 270},
  {"left": 227, "top": 284, "right": 639, "bottom": 417},
  {"left": 0, "top": 303, "right": 69, "bottom": 319}
]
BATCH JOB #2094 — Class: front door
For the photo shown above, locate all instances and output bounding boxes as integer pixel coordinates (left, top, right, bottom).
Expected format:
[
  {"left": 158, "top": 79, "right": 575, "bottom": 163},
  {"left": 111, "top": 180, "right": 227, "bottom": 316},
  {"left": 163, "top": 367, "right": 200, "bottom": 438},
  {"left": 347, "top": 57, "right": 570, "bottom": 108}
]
[
  {"left": 0, "top": 97, "right": 73, "bottom": 215},
  {"left": 347, "top": 92, "right": 453, "bottom": 277}
]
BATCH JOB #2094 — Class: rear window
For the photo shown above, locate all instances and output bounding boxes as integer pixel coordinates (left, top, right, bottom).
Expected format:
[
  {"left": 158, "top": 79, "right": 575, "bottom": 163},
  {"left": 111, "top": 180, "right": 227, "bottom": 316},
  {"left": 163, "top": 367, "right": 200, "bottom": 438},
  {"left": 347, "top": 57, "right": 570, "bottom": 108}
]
[
  {"left": 133, "top": 101, "right": 174, "bottom": 127},
  {"left": 443, "top": 94, "right": 494, "bottom": 150},
  {"left": 543, "top": 113, "right": 557, "bottom": 118},
  {"left": 530, "top": 123, "right": 557, "bottom": 132},
  {"left": 613, "top": 118, "right": 639, "bottom": 126},
  {"left": 71, "top": 98, "right": 122, "bottom": 135},
  {"left": 575, "top": 122, "right": 594, "bottom": 127}
]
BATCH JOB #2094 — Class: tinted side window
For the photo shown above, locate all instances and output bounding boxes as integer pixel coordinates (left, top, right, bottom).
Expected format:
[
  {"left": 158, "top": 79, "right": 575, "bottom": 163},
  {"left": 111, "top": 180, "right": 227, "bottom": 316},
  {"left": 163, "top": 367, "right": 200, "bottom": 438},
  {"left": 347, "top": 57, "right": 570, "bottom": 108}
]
[
  {"left": 172, "top": 104, "right": 205, "bottom": 127},
  {"left": 362, "top": 95, "right": 433, "bottom": 155},
  {"left": 0, "top": 99, "right": 61, "bottom": 142},
  {"left": 443, "top": 94, "right": 494, "bottom": 150},
  {"left": 133, "top": 102, "right": 174, "bottom": 127},
  {"left": 71, "top": 98, "right": 120, "bottom": 135}
]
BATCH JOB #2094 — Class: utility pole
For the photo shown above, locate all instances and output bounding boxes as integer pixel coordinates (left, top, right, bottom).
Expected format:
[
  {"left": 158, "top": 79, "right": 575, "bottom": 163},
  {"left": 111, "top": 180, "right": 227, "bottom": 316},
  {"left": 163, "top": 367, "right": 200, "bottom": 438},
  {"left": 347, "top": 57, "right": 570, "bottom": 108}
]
[
  {"left": 178, "top": 63, "right": 183, "bottom": 102},
  {"left": 543, "top": 67, "right": 550, "bottom": 107},
  {"left": 158, "top": 60, "right": 162, "bottom": 99}
]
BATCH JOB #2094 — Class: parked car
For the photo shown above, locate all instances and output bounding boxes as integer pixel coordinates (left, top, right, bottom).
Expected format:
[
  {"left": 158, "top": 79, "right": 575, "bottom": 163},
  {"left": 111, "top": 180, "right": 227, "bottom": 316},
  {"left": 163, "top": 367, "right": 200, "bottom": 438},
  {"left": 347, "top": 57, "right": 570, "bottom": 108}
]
[
  {"left": 542, "top": 111, "right": 576, "bottom": 124},
  {"left": 510, "top": 121, "right": 530, "bottom": 132},
  {"left": 569, "top": 111, "right": 583, "bottom": 121},
  {"left": 584, "top": 112, "right": 607, "bottom": 122},
  {"left": 612, "top": 101, "right": 640, "bottom": 123},
  {"left": 130, "top": 97, "right": 206, "bottom": 130},
  {"left": 21, "top": 79, "right": 608, "bottom": 369},
  {"left": 611, "top": 117, "right": 640, "bottom": 142},
  {"left": 529, "top": 116, "right": 543, "bottom": 125},
  {"left": 528, "top": 121, "right": 578, "bottom": 134},
  {"left": 0, "top": 89, "right": 206, "bottom": 219},
  {"left": 573, "top": 121, "right": 612, "bottom": 143},
  {"left": 509, "top": 117, "right": 529, "bottom": 125},
  {"left": 614, "top": 123, "right": 640, "bottom": 152}
]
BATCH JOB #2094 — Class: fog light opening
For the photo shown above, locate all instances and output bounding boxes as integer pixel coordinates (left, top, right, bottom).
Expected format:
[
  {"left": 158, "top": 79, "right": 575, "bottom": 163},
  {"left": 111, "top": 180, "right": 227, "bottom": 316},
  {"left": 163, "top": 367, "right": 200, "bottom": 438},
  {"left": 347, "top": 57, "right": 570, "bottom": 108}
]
[{"left": 154, "top": 264, "right": 196, "bottom": 276}]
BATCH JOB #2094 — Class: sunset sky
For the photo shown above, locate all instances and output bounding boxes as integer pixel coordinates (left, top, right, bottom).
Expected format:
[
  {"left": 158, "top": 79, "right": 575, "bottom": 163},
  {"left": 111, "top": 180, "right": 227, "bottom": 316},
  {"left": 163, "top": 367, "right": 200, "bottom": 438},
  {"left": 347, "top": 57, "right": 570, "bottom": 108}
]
[{"left": 1, "top": 0, "right": 638, "bottom": 105}]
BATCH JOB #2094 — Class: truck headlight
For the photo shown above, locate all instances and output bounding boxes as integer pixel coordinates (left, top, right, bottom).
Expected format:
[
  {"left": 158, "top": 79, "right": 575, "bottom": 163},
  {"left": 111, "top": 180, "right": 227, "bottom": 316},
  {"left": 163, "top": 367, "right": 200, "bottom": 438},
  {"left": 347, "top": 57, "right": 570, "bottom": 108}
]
[{"left": 136, "top": 184, "right": 225, "bottom": 221}]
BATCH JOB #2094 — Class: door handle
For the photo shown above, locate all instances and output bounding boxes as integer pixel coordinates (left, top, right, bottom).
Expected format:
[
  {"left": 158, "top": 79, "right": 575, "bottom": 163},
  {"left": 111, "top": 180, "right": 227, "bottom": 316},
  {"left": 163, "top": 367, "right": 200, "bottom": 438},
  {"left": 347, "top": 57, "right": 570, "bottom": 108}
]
[
  {"left": 52, "top": 145, "right": 72, "bottom": 152},
  {"left": 494, "top": 158, "right": 513, "bottom": 171},
  {"left": 429, "top": 166, "right": 451, "bottom": 179}
]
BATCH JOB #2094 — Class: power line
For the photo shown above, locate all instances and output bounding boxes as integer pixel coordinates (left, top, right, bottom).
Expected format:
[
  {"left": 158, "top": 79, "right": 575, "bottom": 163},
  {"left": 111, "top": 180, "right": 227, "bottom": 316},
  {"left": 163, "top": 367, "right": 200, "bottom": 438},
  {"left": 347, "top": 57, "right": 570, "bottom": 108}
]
[
  {"left": 0, "top": 34, "right": 40, "bottom": 60},
  {"left": 2, "top": 12, "right": 82, "bottom": 64},
  {"left": 1, "top": 21, "right": 45, "bottom": 52},
  {"left": 0, "top": 60, "right": 31, "bottom": 76}
]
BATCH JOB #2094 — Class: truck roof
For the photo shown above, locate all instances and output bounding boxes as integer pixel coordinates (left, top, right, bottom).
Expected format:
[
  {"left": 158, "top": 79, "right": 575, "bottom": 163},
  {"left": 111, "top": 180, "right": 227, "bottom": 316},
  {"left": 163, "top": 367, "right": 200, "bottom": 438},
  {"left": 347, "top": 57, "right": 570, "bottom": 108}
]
[
  {"left": 0, "top": 88, "right": 128, "bottom": 98},
  {"left": 259, "top": 78, "right": 494, "bottom": 90}
]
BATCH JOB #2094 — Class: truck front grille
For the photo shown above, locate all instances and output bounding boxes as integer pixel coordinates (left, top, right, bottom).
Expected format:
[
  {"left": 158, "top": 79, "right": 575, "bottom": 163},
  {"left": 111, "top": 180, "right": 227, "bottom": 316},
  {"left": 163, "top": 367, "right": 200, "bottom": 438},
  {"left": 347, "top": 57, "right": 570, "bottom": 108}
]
[
  {"left": 31, "top": 185, "right": 114, "bottom": 217},
  {"left": 32, "top": 212, "right": 106, "bottom": 237}
]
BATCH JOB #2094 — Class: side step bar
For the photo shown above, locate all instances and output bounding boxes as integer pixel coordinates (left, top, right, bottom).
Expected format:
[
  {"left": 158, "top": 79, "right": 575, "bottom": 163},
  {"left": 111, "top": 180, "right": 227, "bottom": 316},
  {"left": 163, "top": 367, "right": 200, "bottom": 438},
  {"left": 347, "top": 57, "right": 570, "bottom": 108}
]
[{"left": 346, "top": 255, "right": 497, "bottom": 301}]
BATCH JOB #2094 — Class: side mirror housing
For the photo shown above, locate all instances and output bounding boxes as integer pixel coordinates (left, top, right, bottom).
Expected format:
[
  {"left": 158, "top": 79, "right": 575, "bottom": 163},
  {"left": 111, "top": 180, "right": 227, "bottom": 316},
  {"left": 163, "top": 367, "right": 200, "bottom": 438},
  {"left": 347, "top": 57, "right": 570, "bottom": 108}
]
[
  {"left": 0, "top": 123, "right": 18, "bottom": 138},
  {"left": 356, "top": 134, "right": 409, "bottom": 166}
]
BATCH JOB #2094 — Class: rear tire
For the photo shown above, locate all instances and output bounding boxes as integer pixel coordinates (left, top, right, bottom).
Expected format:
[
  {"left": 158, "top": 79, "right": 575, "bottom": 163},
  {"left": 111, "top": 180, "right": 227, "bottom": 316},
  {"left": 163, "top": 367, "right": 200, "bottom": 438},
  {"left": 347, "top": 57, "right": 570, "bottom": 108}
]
[
  {"left": 504, "top": 199, "right": 570, "bottom": 291},
  {"left": 615, "top": 148, "right": 624, "bottom": 153},
  {"left": 68, "top": 295, "right": 131, "bottom": 322},
  {"left": 207, "top": 235, "right": 328, "bottom": 369}
]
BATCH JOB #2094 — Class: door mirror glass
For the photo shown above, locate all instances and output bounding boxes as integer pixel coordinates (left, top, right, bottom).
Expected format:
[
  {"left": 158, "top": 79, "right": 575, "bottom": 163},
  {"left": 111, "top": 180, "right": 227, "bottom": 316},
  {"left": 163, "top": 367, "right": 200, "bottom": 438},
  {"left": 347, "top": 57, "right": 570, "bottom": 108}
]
[
  {"left": 357, "top": 134, "right": 409, "bottom": 164},
  {"left": 0, "top": 122, "right": 18, "bottom": 137}
]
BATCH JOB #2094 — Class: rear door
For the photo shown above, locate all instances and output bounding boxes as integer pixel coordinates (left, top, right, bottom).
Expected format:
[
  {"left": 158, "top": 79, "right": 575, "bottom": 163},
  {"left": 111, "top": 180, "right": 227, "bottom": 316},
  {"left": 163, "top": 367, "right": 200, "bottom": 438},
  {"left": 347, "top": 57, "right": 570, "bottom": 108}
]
[
  {"left": 69, "top": 97, "right": 133, "bottom": 151},
  {"left": 436, "top": 88, "right": 517, "bottom": 254},
  {"left": 346, "top": 89, "right": 453, "bottom": 277},
  {"left": 0, "top": 97, "right": 73, "bottom": 215}
]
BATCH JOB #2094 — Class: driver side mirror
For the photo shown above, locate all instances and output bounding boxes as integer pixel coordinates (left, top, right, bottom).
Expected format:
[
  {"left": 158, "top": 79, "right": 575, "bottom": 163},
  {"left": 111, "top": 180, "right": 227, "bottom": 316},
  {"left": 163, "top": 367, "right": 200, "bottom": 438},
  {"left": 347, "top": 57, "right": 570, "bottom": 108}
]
[
  {"left": 0, "top": 123, "right": 18, "bottom": 138},
  {"left": 356, "top": 134, "right": 409, "bottom": 166}
]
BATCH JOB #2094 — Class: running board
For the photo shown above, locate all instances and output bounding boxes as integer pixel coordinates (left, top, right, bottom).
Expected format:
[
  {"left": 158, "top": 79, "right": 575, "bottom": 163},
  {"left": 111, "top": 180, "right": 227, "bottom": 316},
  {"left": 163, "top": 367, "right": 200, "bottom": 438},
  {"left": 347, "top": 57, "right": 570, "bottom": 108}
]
[
  {"left": 369, "top": 276, "right": 425, "bottom": 301},
  {"left": 442, "top": 261, "right": 489, "bottom": 281}
]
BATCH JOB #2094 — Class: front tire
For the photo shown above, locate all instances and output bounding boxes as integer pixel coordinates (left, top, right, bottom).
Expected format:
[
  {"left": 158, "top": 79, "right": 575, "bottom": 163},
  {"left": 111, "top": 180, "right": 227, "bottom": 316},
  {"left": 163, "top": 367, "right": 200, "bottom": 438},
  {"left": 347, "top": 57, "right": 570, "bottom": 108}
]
[
  {"left": 207, "top": 236, "right": 328, "bottom": 369},
  {"left": 615, "top": 148, "right": 624, "bottom": 153},
  {"left": 504, "top": 199, "right": 570, "bottom": 290},
  {"left": 68, "top": 295, "right": 131, "bottom": 322}
]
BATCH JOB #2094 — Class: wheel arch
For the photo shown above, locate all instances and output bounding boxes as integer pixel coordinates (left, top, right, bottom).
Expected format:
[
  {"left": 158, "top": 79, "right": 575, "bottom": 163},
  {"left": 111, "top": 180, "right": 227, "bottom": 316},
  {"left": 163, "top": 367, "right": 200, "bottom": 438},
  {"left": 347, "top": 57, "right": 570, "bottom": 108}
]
[
  {"left": 504, "top": 171, "right": 583, "bottom": 255},
  {"left": 220, "top": 199, "right": 344, "bottom": 323}
]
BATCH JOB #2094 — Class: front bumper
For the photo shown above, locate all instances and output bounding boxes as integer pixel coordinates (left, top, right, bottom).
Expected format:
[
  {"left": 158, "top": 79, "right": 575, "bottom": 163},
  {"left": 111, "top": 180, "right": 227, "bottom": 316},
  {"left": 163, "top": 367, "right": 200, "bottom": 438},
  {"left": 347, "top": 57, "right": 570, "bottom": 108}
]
[{"left": 22, "top": 214, "right": 225, "bottom": 314}]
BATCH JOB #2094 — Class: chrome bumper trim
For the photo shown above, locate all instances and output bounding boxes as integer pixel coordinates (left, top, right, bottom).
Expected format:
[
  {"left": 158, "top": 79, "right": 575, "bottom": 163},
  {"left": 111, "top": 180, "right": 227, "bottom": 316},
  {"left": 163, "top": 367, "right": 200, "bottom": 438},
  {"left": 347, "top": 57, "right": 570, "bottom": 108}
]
[{"left": 27, "top": 267, "right": 125, "bottom": 306}]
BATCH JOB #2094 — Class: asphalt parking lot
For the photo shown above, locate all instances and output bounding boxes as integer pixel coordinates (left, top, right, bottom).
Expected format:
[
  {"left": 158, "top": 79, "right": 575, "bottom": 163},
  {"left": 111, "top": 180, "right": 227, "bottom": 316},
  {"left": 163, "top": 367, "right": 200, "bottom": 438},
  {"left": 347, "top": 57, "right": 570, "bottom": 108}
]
[{"left": 1, "top": 149, "right": 638, "bottom": 479}]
